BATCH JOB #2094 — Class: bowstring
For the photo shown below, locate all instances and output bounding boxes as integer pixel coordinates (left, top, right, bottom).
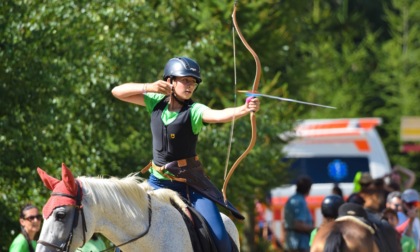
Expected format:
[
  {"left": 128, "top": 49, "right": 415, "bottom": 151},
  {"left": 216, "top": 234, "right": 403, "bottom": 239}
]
[{"left": 224, "top": 23, "right": 238, "bottom": 180}]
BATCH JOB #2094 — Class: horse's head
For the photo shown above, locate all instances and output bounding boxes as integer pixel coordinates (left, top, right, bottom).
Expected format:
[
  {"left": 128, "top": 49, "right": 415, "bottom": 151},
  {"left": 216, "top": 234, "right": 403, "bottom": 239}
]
[{"left": 36, "top": 163, "right": 88, "bottom": 252}]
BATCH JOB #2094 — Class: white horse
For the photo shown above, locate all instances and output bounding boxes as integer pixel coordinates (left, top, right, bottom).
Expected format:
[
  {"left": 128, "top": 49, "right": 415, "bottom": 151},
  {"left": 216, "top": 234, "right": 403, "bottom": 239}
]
[{"left": 36, "top": 163, "right": 239, "bottom": 252}]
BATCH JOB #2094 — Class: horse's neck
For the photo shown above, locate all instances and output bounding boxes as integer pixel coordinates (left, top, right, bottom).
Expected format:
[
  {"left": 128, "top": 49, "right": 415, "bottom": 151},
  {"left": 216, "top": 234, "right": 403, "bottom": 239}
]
[
  {"left": 93, "top": 203, "right": 147, "bottom": 240},
  {"left": 86, "top": 189, "right": 193, "bottom": 252},
  {"left": 81, "top": 183, "right": 153, "bottom": 249}
]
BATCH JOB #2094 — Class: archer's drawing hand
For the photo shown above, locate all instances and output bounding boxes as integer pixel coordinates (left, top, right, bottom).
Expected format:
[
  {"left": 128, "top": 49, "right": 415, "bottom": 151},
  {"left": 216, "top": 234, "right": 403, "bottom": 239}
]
[{"left": 150, "top": 80, "right": 172, "bottom": 96}]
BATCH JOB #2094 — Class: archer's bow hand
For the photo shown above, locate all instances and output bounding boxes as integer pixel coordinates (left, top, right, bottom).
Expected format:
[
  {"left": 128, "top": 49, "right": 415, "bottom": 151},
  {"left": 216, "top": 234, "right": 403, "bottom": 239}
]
[{"left": 245, "top": 97, "right": 260, "bottom": 113}]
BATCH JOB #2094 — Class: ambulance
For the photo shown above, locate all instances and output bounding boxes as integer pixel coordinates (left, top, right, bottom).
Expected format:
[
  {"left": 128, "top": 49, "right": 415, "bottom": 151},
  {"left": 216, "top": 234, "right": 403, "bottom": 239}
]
[{"left": 270, "top": 117, "right": 392, "bottom": 241}]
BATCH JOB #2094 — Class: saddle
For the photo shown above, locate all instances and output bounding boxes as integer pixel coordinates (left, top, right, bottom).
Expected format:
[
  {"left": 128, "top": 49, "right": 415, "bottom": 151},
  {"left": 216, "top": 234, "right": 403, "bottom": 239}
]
[{"left": 172, "top": 200, "right": 239, "bottom": 252}]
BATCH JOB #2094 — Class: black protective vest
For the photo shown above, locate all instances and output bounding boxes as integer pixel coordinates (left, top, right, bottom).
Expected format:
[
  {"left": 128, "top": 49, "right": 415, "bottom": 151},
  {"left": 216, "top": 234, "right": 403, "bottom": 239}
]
[{"left": 151, "top": 97, "right": 197, "bottom": 166}]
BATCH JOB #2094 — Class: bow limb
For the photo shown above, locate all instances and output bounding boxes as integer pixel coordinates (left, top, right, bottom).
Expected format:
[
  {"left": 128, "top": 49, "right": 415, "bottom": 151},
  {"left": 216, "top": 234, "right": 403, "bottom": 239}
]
[{"left": 222, "top": 1, "right": 262, "bottom": 203}]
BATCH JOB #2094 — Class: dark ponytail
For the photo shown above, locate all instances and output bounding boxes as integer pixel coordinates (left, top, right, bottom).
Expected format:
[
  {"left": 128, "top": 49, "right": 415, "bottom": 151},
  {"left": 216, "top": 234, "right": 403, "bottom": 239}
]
[
  {"left": 20, "top": 204, "right": 37, "bottom": 252},
  {"left": 21, "top": 228, "right": 35, "bottom": 252}
]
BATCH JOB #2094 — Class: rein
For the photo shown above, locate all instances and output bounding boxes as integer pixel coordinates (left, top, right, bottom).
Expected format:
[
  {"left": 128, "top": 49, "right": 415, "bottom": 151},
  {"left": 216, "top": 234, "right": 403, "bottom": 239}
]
[
  {"left": 100, "top": 194, "right": 152, "bottom": 252},
  {"left": 38, "top": 181, "right": 87, "bottom": 252}
]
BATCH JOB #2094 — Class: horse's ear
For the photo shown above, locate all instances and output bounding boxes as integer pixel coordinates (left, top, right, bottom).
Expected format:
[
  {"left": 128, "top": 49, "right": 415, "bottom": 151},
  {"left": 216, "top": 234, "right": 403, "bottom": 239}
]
[
  {"left": 61, "top": 163, "right": 78, "bottom": 195},
  {"left": 37, "top": 167, "right": 60, "bottom": 191}
]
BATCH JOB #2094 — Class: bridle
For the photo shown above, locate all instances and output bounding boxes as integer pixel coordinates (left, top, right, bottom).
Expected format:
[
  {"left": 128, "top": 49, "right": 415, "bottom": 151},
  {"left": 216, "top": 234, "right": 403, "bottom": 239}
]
[
  {"left": 37, "top": 180, "right": 153, "bottom": 252},
  {"left": 37, "top": 181, "right": 87, "bottom": 252}
]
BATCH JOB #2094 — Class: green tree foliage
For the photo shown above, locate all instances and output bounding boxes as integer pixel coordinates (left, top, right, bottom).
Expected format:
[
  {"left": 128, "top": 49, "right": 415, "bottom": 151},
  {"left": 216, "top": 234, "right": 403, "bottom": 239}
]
[
  {"left": 370, "top": 0, "right": 420, "bottom": 168},
  {"left": 1, "top": 0, "right": 419, "bottom": 251}
]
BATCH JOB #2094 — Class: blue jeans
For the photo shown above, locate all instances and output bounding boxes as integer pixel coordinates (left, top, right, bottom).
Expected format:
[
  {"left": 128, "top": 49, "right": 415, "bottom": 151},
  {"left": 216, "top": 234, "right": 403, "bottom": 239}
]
[{"left": 148, "top": 174, "right": 232, "bottom": 252}]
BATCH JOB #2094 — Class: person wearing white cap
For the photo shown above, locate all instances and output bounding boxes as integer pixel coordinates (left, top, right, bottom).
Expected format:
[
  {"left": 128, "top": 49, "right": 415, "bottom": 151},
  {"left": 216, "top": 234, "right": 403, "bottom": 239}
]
[{"left": 398, "top": 188, "right": 420, "bottom": 251}]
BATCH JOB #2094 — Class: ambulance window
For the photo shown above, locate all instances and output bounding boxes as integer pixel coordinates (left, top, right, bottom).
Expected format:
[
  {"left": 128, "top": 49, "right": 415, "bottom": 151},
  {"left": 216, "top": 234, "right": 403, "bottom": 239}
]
[{"left": 283, "top": 157, "right": 370, "bottom": 184}]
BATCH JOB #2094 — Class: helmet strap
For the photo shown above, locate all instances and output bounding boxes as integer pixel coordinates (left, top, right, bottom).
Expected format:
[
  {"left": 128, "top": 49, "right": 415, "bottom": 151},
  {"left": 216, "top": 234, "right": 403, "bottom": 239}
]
[
  {"left": 169, "top": 76, "right": 184, "bottom": 105},
  {"left": 171, "top": 93, "right": 186, "bottom": 106}
]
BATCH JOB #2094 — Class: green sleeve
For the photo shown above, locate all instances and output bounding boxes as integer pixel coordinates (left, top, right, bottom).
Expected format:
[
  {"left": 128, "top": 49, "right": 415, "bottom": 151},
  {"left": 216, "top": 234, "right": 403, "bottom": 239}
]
[
  {"left": 31, "top": 241, "right": 37, "bottom": 250},
  {"left": 144, "top": 93, "right": 166, "bottom": 113},
  {"left": 309, "top": 228, "right": 318, "bottom": 246},
  {"left": 353, "top": 171, "right": 362, "bottom": 193},
  {"left": 190, "top": 103, "right": 210, "bottom": 135},
  {"left": 9, "top": 234, "right": 30, "bottom": 252},
  {"left": 401, "top": 235, "right": 416, "bottom": 252},
  {"left": 79, "top": 236, "right": 107, "bottom": 251}
]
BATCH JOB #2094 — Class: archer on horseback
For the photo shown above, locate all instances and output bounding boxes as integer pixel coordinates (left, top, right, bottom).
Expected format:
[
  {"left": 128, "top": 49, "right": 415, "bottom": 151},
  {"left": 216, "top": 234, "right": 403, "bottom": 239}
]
[{"left": 112, "top": 56, "right": 260, "bottom": 252}]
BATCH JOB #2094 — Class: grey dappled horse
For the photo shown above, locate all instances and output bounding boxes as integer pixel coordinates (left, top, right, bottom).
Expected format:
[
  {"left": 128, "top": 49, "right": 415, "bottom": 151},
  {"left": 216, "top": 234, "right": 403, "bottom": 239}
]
[{"left": 36, "top": 164, "right": 239, "bottom": 252}]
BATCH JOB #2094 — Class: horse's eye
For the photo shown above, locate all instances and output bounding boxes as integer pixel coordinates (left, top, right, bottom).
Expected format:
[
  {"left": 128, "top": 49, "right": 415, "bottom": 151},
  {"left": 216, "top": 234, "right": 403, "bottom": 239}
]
[{"left": 55, "top": 212, "right": 66, "bottom": 221}]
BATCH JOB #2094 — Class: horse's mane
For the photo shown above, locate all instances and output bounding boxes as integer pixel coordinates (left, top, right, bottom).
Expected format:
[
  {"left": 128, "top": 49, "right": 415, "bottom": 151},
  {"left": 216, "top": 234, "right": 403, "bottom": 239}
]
[{"left": 77, "top": 174, "right": 149, "bottom": 218}]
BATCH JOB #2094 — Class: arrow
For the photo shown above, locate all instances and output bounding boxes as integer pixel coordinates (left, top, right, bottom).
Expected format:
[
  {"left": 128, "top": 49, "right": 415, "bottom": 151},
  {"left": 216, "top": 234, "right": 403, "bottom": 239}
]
[{"left": 238, "top": 90, "right": 336, "bottom": 109}]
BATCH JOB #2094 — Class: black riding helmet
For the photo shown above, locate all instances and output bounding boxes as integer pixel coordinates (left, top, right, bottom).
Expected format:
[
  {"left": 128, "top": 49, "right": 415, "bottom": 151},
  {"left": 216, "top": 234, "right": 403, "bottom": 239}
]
[
  {"left": 321, "top": 194, "right": 345, "bottom": 219},
  {"left": 163, "top": 57, "right": 202, "bottom": 84}
]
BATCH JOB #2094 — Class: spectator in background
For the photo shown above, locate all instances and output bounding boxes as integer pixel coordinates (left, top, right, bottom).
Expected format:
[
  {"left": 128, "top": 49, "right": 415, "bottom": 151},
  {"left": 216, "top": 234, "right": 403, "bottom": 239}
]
[
  {"left": 345, "top": 182, "right": 401, "bottom": 251},
  {"left": 9, "top": 204, "right": 42, "bottom": 252},
  {"left": 284, "top": 176, "right": 314, "bottom": 252},
  {"left": 255, "top": 192, "right": 282, "bottom": 249},
  {"left": 79, "top": 233, "right": 107, "bottom": 252},
  {"left": 359, "top": 172, "right": 375, "bottom": 190},
  {"left": 331, "top": 183, "right": 343, "bottom": 199},
  {"left": 382, "top": 208, "right": 416, "bottom": 252},
  {"left": 347, "top": 172, "right": 373, "bottom": 205},
  {"left": 352, "top": 171, "right": 374, "bottom": 193},
  {"left": 373, "top": 177, "right": 390, "bottom": 212},
  {"left": 387, "top": 191, "right": 403, "bottom": 213},
  {"left": 360, "top": 188, "right": 383, "bottom": 217},
  {"left": 339, "top": 202, "right": 401, "bottom": 252},
  {"left": 255, "top": 197, "right": 267, "bottom": 239},
  {"left": 397, "top": 189, "right": 420, "bottom": 251},
  {"left": 388, "top": 165, "right": 416, "bottom": 191},
  {"left": 309, "top": 194, "right": 344, "bottom": 246}
]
